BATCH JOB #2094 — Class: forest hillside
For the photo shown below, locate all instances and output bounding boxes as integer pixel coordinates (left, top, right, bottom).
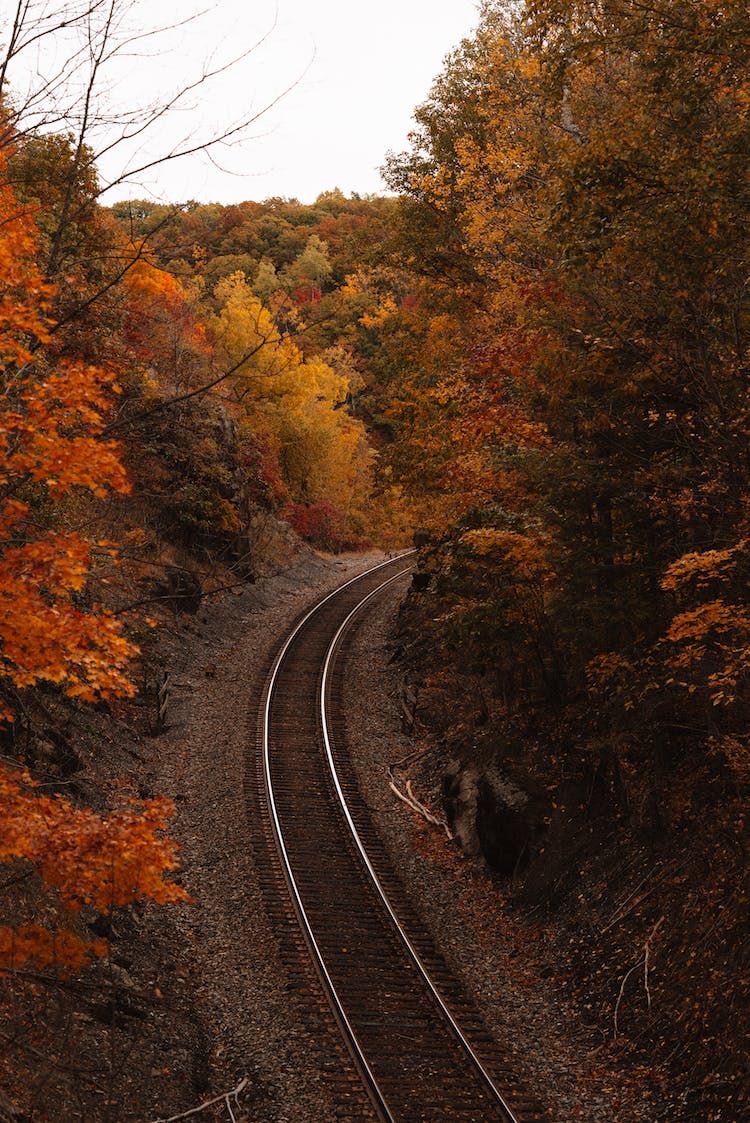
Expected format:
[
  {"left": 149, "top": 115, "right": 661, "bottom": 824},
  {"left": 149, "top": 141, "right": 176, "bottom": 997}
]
[
  {"left": 0, "top": 0, "right": 748, "bottom": 1119},
  {"left": 371, "top": 3, "right": 750, "bottom": 1118}
]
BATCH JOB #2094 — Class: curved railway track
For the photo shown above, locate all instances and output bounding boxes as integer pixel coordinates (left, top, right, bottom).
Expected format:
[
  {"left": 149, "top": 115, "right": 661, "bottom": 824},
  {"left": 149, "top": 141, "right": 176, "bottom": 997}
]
[{"left": 249, "top": 556, "right": 547, "bottom": 1121}]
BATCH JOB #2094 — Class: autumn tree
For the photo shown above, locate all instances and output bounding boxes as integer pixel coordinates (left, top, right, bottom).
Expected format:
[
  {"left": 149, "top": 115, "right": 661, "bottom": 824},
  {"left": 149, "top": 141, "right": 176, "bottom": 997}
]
[
  {"left": 377, "top": 13, "right": 750, "bottom": 1108},
  {"left": 121, "top": 247, "right": 210, "bottom": 399},
  {"left": 0, "top": 156, "right": 187, "bottom": 970},
  {"left": 252, "top": 257, "right": 280, "bottom": 303},
  {"left": 282, "top": 233, "right": 332, "bottom": 303},
  {"left": 208, "top": 271, "right": 374, "bottom": 546},
  {"left": 383, "top": 0, "right": 750, "bottom": 764}
]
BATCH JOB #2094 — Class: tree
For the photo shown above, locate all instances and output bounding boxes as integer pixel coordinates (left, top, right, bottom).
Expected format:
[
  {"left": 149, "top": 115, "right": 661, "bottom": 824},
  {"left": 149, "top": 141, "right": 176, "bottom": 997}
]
[
  {"left": 0, "top": 155, "right": 187, "bottom": 970},
  {"left": 282, "top": 234, "right": 332, "bottom": 303},
  {"left": 376, "top": 13, "right": 750, "bottom": 1105},
  {"left": 0, "top": 155, "right": 133, "bottom": 713},
  {"left": 121, "top": 247, "right": 210, "bottom": 398},
  {"left": 208, "top": 271, "right": 374, "bottom": 543},
  {"left": 252, "top": 257, "right": 280, "bottom": 303},
  {"left": 380, "top": 0, "right": 750, "bottom": 760}
]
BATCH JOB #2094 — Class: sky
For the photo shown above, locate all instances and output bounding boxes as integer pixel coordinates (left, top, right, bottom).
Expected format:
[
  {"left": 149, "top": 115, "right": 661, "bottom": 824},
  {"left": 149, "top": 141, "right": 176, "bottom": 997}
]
[{"left": 7, "top": 0, "right": 481, "bottom": 206}]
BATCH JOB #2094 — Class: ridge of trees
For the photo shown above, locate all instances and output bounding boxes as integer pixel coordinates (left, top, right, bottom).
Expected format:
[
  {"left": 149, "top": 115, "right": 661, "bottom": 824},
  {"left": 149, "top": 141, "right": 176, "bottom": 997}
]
[{"left": 362, "top": 0, "right": 748, "bottom": 1112}]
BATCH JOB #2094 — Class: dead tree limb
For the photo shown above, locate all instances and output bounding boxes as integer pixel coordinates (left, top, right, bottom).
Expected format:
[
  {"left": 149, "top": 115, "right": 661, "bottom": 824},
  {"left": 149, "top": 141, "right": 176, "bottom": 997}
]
[
  {"left": 613, "top": 915, "right": 665, "bottom": 1038},
  {"left": 150, "top": 1076, "right": 250, "bottom": 1123},
  {"left": 388, "top": 773, "right": 453, "bottom": 840},
  {"left": 601, "top": 863, "right": 665, "bottom": 933}
]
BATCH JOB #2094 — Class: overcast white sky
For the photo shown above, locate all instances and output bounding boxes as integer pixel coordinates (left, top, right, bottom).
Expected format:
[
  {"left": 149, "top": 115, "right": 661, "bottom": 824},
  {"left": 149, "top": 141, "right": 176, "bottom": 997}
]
[
  {"left": 149, "top": 0, "right": 481, "bottom": 205},
  {"left": 8, "top": 0, "right": 480, "bottom": 205}
]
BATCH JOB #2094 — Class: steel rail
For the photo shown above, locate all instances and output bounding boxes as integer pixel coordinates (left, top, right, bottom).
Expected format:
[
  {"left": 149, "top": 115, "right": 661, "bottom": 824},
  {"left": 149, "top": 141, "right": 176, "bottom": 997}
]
[
  {"left": 320, "top": 575, "right": 521, "bottom": 1123},
  {"left": 261, "top": 554, "right": 413, "bottom": 1121},
  {"left": 261, "top": 553, "right": 530, "bottom": 1120}
]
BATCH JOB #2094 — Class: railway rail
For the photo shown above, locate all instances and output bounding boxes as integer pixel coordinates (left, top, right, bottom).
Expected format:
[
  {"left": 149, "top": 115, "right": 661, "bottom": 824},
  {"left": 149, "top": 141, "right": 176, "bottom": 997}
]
[{"left": 250, "top": 555, "right": 546, "bottom": 1121}]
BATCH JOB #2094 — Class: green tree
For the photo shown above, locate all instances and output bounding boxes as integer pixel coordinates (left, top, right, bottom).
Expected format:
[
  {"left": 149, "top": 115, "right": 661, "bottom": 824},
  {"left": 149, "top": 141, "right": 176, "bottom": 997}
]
[
  {"left": 252, "top": 257, "right": 280, "bottom": 303},
  {"left": 283, "top": 233, "right": 332, "bottom": 301}
]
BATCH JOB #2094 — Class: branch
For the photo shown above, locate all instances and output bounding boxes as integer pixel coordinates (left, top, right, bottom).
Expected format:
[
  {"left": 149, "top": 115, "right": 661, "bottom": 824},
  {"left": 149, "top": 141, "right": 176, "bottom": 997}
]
[
  {"left": 0, "top": 2, "right": 108, "bottom": 111},
  {"left": 46, "top": 0, "right": 119, "bottom": 276},
  {"left": 46, "top": 209, "right": 180, "bottom": 333},
  {"left": 112, "top": 576, "right": 254, "bottom": 617},
  {"left": 101, "top": 333, "right": 274, "bottom": 434},
  {"left": 150, "top": 1076, "right": 250, "bottom": 1123},
  {"left": 89, "top": 11, "right": 283, "bottom": 175},
  {"left": 613, "top": 914, "right": 665, "bottom": 1038},
  {"left": 84, "top": 62, "right": 304, "bottom": 211},
  {"left": 388, "top": 773, "right": 453, "bottom": 839},
  {"left": 643, "top": 914, "right": 665, "bottom": 1010},
  {"left": 600, "top": 863, "right": 664, "bottom": 933},
  {"left": 99, "top": 289, "right": 332, "bottom": 433}
]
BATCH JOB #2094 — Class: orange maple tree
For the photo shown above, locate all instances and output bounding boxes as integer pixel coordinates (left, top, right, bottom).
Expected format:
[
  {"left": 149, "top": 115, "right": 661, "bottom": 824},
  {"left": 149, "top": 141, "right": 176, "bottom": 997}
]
[
  {"left": 0, "top": 156, "right": 187, "bottom": 971},
  {"left": 0, "top": 160, "right": 134, "bottom": 713}
]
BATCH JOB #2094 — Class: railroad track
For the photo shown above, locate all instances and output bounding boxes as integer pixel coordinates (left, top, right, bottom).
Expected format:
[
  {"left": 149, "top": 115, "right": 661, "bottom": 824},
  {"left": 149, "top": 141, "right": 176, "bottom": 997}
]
[{"left": 248, "top": 555, "right": 547, "bottom": 1121}]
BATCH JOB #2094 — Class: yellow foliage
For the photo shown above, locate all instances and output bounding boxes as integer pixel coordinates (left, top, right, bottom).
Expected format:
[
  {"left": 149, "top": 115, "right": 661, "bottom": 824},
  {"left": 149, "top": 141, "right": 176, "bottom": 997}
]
[
  {"left": 460, "top": 527, "right": 551, "bottom": 581},
  {"left": 210, "top": 273, "right": 373, "bottom": 521},
  {"left": 662, "top": 542, "right": 746, "bottom": 591},
  {"left": 360, "top": 295, "right": 399, "bottom": 329}
]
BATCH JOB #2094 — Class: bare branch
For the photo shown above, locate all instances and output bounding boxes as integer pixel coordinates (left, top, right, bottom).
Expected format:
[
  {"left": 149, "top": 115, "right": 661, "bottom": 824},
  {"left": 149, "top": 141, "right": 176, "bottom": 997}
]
[
  {"left": 149, "top": 1076, "right": 250, "bottom": 1123},
  {"left": 101, "top": 332, "right": 277, "bottom": 435},
  {"left": 1, "top": 0, "right": 302, "bottom": 248},
  {"left": 46, "top": 0, "right": 119, "bottom": 274},
  {"left": 92, "top": 62, "right": 308, "bottom": 202},
  {"left": 388, "top": 772, "right": 453, "bottom": 839},
  {"left": 613, "top": 915, "right": 665, "bottom": 1038}
]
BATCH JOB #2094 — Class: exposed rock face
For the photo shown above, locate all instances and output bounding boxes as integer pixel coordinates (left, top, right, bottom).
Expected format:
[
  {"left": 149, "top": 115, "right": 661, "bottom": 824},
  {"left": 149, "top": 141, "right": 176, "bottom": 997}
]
[
  {"left": 476, "top": 774, "right": 533, "bottom": 875},
  {"left": 442, "top": 760, "right": 533, "bottom": 874},
  {"left": 442, "top": 763, "right": 483, "bottom": 857}
]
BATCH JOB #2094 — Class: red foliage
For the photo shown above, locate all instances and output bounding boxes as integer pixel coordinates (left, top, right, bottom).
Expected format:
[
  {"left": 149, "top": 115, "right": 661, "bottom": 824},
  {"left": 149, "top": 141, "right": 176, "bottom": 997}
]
[
  {"left": 240, "top": 433, "right": 288, "bottom": 507},
  {"left": 284, "top": 501, "right": 345, "bottom": 551},
  {"left": 293, "top": 284, "right": 322, "bottom": 305}
]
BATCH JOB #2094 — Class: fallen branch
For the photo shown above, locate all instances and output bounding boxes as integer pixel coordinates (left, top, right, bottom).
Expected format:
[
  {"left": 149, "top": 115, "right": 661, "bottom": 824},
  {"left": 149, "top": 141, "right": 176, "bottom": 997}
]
[
  {"left": 388, "top": 774, "right": 453, "bottom": 840},
  {"left": 389, "top": 739, "right": 447, "bottom": 774},
  {"left": 389, "top": 746, "right": 428, "bottom": 772},
  {"left": 150, "top": 1076, "right": 250, "bottom": 1123},
  {"left": 613, "top": 915, "right": 665, "bottom": 1038},
  {"left": 643, "top": 914, "right": 665, "bottom": 1010}
]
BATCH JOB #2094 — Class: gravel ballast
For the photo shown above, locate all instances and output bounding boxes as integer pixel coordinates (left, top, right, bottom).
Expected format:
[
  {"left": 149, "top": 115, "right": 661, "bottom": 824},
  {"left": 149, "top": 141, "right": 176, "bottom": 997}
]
[{"left": 145, "top": 550, "right": 654, "bottom": 1122}]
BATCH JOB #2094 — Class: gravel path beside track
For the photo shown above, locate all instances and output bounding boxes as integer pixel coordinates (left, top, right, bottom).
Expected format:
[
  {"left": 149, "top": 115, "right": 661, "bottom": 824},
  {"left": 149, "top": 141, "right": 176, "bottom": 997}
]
[{"left": 148, "top": 551, "right": 651, "bottom": 1122}]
